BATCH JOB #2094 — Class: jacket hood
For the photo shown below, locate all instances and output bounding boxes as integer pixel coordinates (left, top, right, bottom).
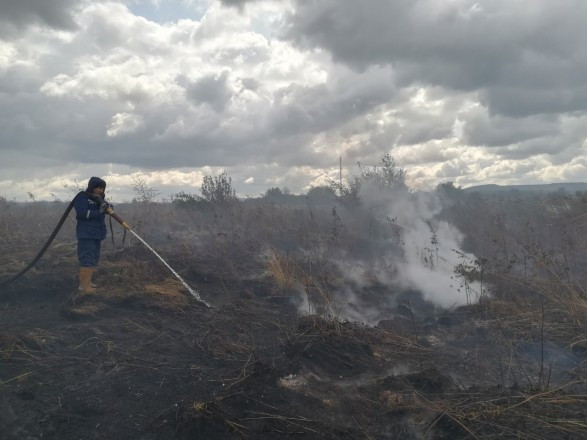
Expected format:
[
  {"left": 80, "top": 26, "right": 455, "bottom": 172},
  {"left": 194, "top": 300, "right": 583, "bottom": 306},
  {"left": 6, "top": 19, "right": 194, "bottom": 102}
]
[{"left": 86, "top": 176, "right": 106, "bottom": 192}]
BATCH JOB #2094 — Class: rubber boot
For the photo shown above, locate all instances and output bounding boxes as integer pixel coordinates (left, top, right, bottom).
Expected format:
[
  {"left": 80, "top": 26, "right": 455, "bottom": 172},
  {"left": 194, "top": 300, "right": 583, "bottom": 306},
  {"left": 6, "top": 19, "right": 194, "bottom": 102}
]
[{"left": 78, "top": 267, "right": 96, "bottom": 293}]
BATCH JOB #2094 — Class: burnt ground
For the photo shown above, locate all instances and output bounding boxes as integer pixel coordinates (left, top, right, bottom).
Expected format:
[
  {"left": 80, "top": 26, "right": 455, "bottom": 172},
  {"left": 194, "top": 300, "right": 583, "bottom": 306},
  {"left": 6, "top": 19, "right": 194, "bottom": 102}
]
[{"left": 1, "top": 246, "right": 586, "bottom": 439}]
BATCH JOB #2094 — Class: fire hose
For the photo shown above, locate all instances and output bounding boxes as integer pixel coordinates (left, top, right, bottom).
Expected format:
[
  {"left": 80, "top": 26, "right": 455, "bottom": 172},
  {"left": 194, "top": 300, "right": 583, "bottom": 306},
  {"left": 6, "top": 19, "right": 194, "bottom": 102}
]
[
  {"left": 0, "top": 192, "right": 129, "bottom": 288},
  {"left": 0, "top": 193, "right": 209, "bottom": 307}
]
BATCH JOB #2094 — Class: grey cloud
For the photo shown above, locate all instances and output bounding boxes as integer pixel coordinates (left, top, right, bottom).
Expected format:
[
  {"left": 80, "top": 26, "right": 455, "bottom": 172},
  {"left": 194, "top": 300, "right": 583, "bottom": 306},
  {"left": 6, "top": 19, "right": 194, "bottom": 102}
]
[
  {"left": 0, "top": 84, "right": 325, "bottom": 174},
  {"left": 395, "top": 98, "right": 463, "bottom": 145},
  {"left": 481, "top": 122, "right": 587, "bottom": 162},
  {"left": 185, "top": 72, "right": 232, "bottom": 112},
  {"left": 0, "top": 0, "right": 78, "bottom": 37},
  {"left": 480, "top": 87, "right": 587, "bottom": 118},
  {"left": 267, "top": 66, "right": 396, "bottom": 136},
  {"left": 219, "top": 0, "right": 260, "bottom": 8},
  {"left": 460, "top": 107, "right": 587, "bottom": 162},
  {"left": 2, "top": 0, "right": 585, "bottom": 198},
  {"left": 396, "top": 123, "right": 452, "bottom": 147},
  {"left": 435, "top": 160, "right": 472, "bottom": 179},
  {"left": 461, "top": 107, "right": 559, "bottom": 147},
  {"left": 361, "top": 89, "right": 465, "bottom": 159},
  {"left": 240, "top": 77, "right": 260, "bottom": 91},
  {"left": 356, "top": 112, "right": 453, "bottom": 164},
  {"left": 283, "top": 0, "right": 518, "bottom": 82},
  {"left": 492, "top": 139, "right": 566, "bottom": 160},
  {"left": 0, "top": 64, "right": 44, "bottom": 94},
  {"left": 282, "top": 0, "right": 587, "bottom": 117}
]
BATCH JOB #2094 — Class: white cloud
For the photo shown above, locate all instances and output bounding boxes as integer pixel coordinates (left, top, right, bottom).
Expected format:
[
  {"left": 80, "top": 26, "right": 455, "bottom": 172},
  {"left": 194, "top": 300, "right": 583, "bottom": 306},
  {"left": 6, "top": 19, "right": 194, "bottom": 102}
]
[
  {"left": 0, "top": 0, "right": 586, "bottom": 200},
  {"left": 107, "top": 112, "right": 144, "bottom": 136}
]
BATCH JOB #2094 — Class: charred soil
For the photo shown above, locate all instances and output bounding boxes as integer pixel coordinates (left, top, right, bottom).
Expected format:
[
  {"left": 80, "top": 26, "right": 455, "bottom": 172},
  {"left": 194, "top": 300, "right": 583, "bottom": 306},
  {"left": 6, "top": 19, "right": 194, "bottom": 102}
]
[{"left": 1, "top": 242, "right": 586, "bottom": 440}]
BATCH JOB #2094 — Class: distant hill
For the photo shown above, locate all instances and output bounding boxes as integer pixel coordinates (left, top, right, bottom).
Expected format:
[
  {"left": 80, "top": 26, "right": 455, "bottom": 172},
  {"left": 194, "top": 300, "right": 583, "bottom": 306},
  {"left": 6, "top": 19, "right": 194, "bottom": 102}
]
[{"left": 464, "top": 182, "right": 587, "bottom": 193}]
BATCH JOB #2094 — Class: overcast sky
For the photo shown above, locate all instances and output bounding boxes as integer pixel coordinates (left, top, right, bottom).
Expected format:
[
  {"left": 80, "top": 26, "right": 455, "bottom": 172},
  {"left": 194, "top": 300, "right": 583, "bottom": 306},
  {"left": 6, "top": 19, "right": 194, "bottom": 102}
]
[{"left": 1, "top": 0, "right": 586, "bottom": 201}]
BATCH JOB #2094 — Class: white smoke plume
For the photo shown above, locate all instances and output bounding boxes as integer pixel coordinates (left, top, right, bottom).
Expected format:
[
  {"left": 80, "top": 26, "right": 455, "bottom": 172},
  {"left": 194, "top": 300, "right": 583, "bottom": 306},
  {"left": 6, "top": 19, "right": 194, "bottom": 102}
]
[{"left": 325, "top": 182, "right": 483, "bottom": 324}]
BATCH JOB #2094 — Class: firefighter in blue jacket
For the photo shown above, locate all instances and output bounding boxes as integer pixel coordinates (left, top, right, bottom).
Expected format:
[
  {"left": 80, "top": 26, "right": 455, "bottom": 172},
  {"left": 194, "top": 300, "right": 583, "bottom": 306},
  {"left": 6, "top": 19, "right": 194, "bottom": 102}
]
[{"left": 74, "top": 177, "right": 113, "bottom": 293}]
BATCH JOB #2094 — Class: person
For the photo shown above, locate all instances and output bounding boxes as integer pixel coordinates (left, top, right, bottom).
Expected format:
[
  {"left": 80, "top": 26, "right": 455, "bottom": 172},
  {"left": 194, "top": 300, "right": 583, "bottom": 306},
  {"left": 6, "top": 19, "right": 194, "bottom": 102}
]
[{"left": 74, "top": 177, "right": 113, "bottom": 293}]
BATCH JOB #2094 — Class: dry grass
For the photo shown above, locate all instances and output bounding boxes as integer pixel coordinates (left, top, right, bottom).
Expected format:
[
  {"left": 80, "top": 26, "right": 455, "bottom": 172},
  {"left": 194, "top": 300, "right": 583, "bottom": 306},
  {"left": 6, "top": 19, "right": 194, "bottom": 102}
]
[
  {"left": 63, "top": 302, "right": 108, "bottom": 319},
  {"left": 487, "top": 272, "right": 586, "bottom": 348},
  {"left": 1, "top": 187, "right": 585, "bottom": 439},
  {"left": 434, "top": 271, "right": 587, "bottom": 438},
  {"left": 266, "top": 251, "right": 297, "bottom": 294},
  {"left": 81, "top": 278, "right": 191, "bottom": 312},
  {"left": 300, "top": 271, "right": 342, "bottom": 318},
  {"left": 0, "top": 333, "right": 21, "bottom": 360},
  {"left": 266, "top": 249, "right": 345, "bottom": 319},
  {"left": 144, "top": 278, "right": 191, "bottom": 308},
  {"left": 415, "top": 384, "right": 587, "bottom": 439}
]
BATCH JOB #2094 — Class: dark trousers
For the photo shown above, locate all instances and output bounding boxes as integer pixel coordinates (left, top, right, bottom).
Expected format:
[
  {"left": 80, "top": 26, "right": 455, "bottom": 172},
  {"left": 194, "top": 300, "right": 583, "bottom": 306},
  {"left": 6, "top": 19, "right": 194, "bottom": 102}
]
[{"left": 77, "top": 239, "right": 102, "bottom": 268}]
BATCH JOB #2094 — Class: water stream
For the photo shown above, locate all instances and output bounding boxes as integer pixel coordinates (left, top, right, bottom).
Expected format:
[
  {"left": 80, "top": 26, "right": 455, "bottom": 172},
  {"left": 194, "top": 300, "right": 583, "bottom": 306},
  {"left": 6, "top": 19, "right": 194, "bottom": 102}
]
[{"left": 129, "top": 230, "right": 211, "bottom": 308}]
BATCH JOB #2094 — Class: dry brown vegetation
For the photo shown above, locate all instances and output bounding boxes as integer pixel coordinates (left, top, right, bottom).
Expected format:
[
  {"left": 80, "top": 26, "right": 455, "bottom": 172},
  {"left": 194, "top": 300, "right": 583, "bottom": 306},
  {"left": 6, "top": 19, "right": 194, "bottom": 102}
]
[{"left": 0, "top": 183, "right": 586, "bottom": 439}]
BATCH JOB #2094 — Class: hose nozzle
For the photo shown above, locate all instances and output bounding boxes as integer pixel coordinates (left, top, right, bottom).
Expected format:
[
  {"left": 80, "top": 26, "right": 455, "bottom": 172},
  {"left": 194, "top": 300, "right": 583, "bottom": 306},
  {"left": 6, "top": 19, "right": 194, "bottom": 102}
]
[{"left": 108, "top": 210, "right": 132, "bottom": 230}]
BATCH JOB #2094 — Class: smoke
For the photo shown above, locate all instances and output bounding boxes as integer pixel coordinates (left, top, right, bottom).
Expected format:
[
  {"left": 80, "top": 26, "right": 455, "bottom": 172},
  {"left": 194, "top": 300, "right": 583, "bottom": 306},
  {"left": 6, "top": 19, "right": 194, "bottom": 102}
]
[
  {"left": 395, "top": 210, "right": 480, "bottom": 309},
  {"left": 321, "top": 181, "right": 483, "bottom": 324}
]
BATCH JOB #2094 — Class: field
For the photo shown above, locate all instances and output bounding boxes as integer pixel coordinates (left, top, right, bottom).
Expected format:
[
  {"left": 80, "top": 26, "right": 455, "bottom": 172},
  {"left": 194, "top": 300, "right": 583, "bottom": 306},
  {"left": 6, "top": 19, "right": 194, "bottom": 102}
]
[{"left": 1, "top": 182, "right": 586, "bottom": 439}]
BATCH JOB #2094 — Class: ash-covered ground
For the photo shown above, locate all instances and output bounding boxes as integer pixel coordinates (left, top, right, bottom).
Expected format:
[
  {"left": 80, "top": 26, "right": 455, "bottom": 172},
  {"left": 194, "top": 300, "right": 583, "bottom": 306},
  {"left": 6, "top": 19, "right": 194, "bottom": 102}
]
[{"left": 1, "top": 185, "right": 586, "bottom": 439}]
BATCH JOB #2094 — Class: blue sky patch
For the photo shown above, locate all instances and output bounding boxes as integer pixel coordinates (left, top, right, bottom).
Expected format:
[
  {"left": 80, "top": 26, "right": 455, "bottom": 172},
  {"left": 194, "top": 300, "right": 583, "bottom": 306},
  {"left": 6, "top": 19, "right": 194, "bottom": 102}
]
[{"left": 127, "top": 0, "right": 206, "bottom": 24}]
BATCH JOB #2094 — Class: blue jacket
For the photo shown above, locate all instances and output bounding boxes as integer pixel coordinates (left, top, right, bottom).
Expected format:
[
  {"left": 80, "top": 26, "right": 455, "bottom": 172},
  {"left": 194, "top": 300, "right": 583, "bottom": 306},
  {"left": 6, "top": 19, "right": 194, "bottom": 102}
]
[{"left": 75, "top": 177, "right": 107, "bottom": 240}]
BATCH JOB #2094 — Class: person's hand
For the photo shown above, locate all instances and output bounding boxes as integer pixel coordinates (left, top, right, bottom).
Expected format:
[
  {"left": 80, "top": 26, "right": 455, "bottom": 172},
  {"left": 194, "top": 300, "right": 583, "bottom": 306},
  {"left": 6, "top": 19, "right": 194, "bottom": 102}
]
[{"left": 99, "top": 201, "right": 112, "bottom": 213}]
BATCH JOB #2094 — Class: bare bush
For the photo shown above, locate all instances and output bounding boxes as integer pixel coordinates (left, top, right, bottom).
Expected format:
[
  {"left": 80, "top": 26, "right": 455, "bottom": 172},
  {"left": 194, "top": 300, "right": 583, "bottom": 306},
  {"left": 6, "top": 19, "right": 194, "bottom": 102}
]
[
  {"left": 331, "top": 153, "right": 408, "bottom": 207},
  {"left": 130, "top": 175, "right": 160, "bottom": 203},
  {"left": 201, "top": 171, "right": 237, "bottom": 206}
]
